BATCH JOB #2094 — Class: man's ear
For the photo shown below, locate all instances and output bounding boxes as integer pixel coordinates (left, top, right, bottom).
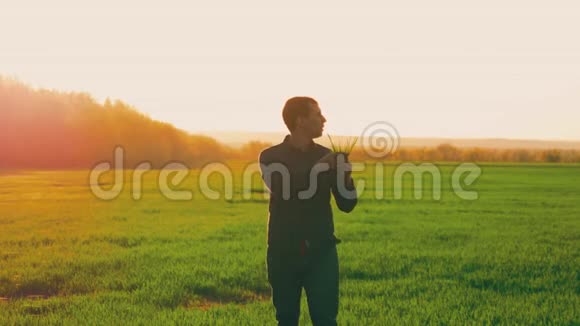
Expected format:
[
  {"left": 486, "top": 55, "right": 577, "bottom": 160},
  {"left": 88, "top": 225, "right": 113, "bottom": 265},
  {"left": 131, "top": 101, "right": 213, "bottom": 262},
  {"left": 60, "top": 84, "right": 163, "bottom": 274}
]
[{"left": 295, "top": 116, "right": 304, "bottom": 129}]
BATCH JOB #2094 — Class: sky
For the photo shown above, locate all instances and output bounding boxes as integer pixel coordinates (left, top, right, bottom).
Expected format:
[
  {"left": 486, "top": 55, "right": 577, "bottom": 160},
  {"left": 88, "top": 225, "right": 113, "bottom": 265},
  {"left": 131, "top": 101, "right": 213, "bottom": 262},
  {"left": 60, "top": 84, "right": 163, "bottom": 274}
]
[{"left": 1, "top": 0, "right": 579, "bottom": 140}]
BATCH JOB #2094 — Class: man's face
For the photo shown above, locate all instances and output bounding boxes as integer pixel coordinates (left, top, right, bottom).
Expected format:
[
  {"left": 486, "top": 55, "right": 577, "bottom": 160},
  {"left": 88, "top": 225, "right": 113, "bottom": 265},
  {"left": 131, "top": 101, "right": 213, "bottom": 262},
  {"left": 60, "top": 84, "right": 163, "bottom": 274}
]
[{"left": 297, "top": 102, "right": 327, "bottom": 138}]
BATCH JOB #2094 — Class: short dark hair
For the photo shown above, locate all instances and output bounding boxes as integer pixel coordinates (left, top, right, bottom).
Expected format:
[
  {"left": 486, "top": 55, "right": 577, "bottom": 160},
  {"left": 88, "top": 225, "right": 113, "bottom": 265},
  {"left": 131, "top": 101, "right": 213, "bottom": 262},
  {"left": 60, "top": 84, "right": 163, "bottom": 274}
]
[{"left": 282, "top": 96, "right": 318, "bottom": 132}]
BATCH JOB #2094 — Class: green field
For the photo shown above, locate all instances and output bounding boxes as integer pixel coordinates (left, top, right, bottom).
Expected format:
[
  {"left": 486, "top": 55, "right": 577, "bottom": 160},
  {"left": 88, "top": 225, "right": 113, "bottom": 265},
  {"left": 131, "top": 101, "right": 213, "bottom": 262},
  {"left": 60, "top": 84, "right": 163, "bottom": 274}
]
[{"left": 0, "top": 162, "right": 578, "bottom": 325}]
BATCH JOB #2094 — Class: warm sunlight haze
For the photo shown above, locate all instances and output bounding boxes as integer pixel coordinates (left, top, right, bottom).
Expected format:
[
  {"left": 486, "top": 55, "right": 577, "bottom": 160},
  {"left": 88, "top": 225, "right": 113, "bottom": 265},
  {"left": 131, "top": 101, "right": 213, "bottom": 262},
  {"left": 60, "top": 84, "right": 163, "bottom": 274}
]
[
  {"left": 1, "top": 2, "right": 580, "bottom": 325},
  {"left": 1, "top": 0, "right": 579, "bottom": 140}
]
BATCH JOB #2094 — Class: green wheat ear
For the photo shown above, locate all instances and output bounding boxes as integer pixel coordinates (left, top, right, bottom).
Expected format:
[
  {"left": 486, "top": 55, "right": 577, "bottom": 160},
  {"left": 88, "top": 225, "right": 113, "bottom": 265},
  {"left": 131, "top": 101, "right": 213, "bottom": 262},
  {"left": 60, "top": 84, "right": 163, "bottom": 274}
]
[
  {"left": 347, "top": 136, "right": 359, "bottom": 154},
  {"left": 327, "top": 134, "right": 337, "bottom": 152},
  {"left": 328, "top": 134, "right": 359, "bottom": 154}
]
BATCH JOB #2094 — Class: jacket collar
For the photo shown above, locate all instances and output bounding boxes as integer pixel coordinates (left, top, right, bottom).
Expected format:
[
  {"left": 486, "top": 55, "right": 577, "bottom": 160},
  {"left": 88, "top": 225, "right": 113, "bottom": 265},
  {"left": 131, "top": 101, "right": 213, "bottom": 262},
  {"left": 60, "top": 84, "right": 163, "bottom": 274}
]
[{"left": 283, "top": 134, "right": 316, "bottom": 152}]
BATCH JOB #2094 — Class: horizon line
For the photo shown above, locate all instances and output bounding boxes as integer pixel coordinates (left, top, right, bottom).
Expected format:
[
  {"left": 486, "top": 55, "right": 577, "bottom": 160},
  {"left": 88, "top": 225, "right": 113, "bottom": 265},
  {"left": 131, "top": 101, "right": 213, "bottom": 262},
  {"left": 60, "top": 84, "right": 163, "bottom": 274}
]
[{"left": 190, "top": 129, "right": 580, "bottom": 143}]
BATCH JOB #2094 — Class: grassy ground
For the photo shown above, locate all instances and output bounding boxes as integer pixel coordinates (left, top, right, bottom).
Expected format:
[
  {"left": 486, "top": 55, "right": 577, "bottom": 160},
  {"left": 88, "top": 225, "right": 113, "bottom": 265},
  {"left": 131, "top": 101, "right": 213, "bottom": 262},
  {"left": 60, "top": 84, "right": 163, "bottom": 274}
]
[{"left": 0, "top": 162, "right": 578, "bottom": 325}]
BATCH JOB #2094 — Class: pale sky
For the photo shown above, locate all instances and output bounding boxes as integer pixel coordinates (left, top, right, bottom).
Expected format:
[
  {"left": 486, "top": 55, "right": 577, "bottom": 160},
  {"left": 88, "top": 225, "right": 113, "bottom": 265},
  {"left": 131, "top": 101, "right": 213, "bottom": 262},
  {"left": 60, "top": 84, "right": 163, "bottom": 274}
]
[{"left": 1, "top": 0, "right": 579, "bottom": 140}]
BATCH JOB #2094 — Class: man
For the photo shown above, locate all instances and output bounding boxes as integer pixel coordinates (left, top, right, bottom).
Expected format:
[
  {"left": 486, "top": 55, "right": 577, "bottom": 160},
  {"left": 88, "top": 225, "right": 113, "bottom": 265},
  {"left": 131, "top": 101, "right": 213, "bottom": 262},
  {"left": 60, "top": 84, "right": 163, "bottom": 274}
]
[{"left": 259, "top": 97, "right": 358, "bottom": 326}]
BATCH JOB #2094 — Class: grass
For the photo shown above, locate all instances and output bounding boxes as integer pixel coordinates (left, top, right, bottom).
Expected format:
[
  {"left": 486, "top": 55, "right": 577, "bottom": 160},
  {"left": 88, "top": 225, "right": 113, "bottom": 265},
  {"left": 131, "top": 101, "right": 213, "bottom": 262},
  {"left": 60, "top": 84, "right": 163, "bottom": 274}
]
[{"left": 0, "top": 162, "right": 578, "bottom": 324}]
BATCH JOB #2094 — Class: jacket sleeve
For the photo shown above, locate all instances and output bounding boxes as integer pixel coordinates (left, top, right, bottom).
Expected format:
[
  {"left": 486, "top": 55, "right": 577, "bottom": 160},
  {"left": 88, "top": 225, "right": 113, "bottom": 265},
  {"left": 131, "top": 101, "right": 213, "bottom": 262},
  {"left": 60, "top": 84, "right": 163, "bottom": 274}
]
[
  {"left": 259, "top": 150, "right": 273, "bottom": 193},
  {"left": 331, "top": 169, "right": 358, "bottom": 213}
]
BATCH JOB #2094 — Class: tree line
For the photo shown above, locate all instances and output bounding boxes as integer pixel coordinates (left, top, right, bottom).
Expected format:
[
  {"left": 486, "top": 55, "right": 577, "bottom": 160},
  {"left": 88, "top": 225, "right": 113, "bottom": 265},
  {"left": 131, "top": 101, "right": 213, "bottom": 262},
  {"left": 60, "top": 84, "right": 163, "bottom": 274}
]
[
  {"left": 1, "top": 77, "right": 578, "bottom": 169},
  {"left": 346, "top": 143, "right": 580, "bottom": 163}
]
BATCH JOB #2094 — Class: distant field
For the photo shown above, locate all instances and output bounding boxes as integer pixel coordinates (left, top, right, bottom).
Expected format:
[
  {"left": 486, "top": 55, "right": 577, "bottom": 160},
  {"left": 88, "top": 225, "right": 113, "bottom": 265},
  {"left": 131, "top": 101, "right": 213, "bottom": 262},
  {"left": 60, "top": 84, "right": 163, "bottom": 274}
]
[
  {"left": 0, "top": 162, "right": 578, "bottom": 324},
  {"left": 201, "top": 130, "right": 580, "bottom": 150}
]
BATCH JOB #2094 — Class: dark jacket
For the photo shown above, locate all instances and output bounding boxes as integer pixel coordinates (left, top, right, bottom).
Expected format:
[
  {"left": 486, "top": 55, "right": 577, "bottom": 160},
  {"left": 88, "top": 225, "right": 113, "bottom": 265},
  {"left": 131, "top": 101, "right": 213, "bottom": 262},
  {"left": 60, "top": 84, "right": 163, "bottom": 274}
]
[{"left": 259, "top": 135, "right": 358, "bottom": 256}]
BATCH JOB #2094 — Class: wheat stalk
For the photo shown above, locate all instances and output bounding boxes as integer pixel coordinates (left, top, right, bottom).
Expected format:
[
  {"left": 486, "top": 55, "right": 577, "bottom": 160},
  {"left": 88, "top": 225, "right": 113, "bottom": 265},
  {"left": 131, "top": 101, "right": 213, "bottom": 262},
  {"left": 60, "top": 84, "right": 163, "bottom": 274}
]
[{"left": 327, "top": 134, "right": 359, "bottom": 155}]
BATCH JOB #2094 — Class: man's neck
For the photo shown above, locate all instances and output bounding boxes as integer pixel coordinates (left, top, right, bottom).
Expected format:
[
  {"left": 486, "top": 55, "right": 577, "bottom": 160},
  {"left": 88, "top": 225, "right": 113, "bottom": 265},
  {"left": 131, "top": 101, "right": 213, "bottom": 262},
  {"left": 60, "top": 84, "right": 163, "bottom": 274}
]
[{"left": 288, "top": 133, "right": 314, "bottom": 152}]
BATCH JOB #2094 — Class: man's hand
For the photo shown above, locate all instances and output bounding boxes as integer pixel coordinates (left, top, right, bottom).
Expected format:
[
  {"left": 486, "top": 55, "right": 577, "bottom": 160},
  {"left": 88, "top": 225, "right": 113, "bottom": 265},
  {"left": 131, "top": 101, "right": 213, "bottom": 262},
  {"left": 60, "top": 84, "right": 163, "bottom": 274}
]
[{"left": 317, "top": 152, "right": 338, "bottom": 170}]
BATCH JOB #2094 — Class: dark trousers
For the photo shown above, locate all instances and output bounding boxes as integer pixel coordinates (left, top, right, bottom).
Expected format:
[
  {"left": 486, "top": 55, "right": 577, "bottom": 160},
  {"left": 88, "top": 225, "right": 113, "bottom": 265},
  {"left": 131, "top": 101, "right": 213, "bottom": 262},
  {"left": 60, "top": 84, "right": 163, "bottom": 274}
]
[{"left": 267, "top": 244, "right": 339, "bottom": 326}]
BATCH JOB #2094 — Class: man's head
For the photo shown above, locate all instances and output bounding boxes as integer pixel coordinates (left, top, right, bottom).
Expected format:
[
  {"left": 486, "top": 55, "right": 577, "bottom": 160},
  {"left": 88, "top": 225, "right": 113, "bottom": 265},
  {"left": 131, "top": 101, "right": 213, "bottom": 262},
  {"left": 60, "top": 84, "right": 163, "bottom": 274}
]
[{"left": 282, "top": 96, "right": 327, "bottom": 139}]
